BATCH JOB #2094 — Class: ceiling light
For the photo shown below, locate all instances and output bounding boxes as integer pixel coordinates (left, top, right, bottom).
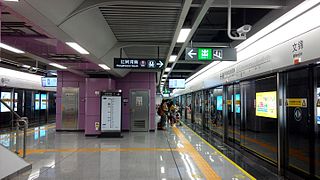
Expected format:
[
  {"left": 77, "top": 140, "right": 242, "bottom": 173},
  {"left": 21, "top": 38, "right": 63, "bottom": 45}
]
[
  {"left": 98, "top": 64, "right": 111, "bottom": 70},
  {"left": 49, "top": 63, "right": 67, "bottom": 69},
  {"left": 165, "top": 67, "right": 171, "bottom": 72},
  {"left": 66, "top": 42, "right": 89, "bottom": 54},
  {"left": 51, "top": 72, "right": 57, "bottom": 76},
  {"left": 177, "top": 28, "right": 191, "bottom": 43},
  {"left": 169, "top": 55, "right": 177, "bottom": 63},
  {"left": 162, "top": 74, "right": 168, "bottom": 78},
  {"left": 0, "top": 43, "right": 25, "bottom": 54},
  {"left": 22, "top": 64, "right": 31, "bottom": 68},
  {"left": 4, "top": 0, "right": 19, "bottom": 1}
]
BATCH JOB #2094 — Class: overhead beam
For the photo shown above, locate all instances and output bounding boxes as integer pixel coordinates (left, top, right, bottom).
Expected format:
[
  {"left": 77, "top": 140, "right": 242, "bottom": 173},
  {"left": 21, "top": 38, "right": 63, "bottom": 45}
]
[
  {"left": 159, "top": 0, "right": 193, "bottom": 85},
  {"left": 175, "top": 42, "right": 230, "bottom": 48},
  {"left": 171, "top": 69, "right": 194, "bottom": 73},
  {"left": 162, "top": 0, "right": 215, "bottom": 84},
  {"left": 192, "top": 0, "right": 285, "bottom": 9},
  {"left": 176, "top": 60, "right": 211, "bottom": 64}
]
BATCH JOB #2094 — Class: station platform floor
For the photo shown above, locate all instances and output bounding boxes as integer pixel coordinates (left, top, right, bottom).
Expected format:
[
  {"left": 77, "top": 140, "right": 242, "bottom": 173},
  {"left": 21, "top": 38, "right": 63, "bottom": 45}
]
[{"left": 0, "top": 123, "right": 280, "bottom": 180}]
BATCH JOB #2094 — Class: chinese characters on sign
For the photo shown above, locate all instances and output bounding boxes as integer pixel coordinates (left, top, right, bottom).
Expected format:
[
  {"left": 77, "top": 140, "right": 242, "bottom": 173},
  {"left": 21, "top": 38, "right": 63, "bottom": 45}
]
[
  {"left": 292, "top": 40, "right": 304, "bottom": 64},
  {"left": 114, "top": 58, "right": 164, "bottom": 70},
  {"left": 185, "top": 47, "right": 236, "bottom": 61}
]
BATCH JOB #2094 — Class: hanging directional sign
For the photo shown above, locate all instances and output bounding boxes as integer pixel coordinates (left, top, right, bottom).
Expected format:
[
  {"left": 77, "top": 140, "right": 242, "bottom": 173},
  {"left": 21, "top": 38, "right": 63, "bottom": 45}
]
[
  {"left": 114, "top": 58, "right": 164, "bottom": 70},
  {"left": 185, "top": 47, "right": 237, "bottom": 61}
]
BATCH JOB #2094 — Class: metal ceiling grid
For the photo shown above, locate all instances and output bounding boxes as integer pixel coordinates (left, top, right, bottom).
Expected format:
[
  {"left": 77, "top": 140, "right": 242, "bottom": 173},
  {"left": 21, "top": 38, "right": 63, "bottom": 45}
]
[
  {"left": 123, "top": 46, "right": 169, "bottom": 59},
  {"left": 99, "top": 5, "right": 180, "bottom": 42}
]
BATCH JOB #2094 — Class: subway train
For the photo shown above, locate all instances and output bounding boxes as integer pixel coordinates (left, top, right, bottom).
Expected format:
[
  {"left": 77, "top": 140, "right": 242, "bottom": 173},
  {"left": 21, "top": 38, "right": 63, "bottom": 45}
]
[
  {"left": 171, "top": 10, "right": 320, "bottom": 179},
  {"left": 0, "top": 67, "right": 56, "bottom": 130}
]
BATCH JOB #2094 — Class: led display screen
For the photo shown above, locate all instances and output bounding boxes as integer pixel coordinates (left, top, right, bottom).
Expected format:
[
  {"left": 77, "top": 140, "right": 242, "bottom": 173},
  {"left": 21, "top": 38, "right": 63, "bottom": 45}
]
[
  {"left": 41, "top": 77, "right": 57, "bottom": 87},
  {"left": 216, "top": 96, "right": 223, "bottom": 111},
  {"left": 256, "top": 91, "right": 277, "bottom": 118},
  {"left": 169, "top": 79, "right": 185, "bottom": 89}
]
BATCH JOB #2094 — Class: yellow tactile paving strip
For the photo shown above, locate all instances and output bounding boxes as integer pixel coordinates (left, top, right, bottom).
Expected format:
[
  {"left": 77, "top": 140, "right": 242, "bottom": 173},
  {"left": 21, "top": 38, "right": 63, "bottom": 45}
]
[{"left": 172, "top": 127, "right": 221, "bottom": 180}]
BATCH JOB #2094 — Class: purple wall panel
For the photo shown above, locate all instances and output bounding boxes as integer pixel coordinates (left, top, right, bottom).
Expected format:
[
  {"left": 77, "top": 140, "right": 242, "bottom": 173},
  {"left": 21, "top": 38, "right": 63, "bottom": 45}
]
[
  {"left": 116, "top": 72, "right": 156, "bottom": 131},
  {"left": 84, "top": 78, "right": 115, "bottom": 135}
]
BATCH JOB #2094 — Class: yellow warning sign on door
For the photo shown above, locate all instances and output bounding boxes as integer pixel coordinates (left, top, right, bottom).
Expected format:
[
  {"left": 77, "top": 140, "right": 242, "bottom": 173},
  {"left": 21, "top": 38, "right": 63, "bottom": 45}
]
[
  {"left": 317, "top": 99, "right": 320, "bottom": 107},
  {"left": 227, "top": 100, "right": 232, "bottom": 105},
  {"left": 286, "top": 98, "right": 307, "bottom": 108}
]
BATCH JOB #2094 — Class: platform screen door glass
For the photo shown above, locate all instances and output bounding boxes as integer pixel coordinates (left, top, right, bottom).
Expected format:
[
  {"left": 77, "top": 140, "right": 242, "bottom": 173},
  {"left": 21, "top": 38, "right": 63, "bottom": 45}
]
[{"left": 285, "top": 68, "right": 310, "bottom": 175}]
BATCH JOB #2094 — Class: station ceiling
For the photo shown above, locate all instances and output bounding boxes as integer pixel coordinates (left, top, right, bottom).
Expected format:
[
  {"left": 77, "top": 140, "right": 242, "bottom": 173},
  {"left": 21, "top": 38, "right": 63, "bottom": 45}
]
[{"left": 0, "top": 0, "right": 302, "bottom": 87}]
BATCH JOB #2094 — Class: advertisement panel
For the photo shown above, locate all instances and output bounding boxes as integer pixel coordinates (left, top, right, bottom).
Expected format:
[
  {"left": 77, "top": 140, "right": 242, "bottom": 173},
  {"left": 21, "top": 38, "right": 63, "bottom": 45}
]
[
  {"left": 256, "top": 91, "right": 277, "bottom": 118},
  {"left": 35, "top": 94, "right": 40, "bottom": 110},
  {"left": 216, "top": 96, "right": 223, "bottom": 111},
  {"left": 41, "top": 94, "right": 47, "bottom": 110}
]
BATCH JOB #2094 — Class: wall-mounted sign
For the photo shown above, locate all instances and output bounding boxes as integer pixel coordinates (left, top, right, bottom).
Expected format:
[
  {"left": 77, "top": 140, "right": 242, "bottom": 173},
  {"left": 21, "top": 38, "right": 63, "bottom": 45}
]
[
  {"left": 292, "top": 40, "right": 303, "bottom": 64},
  {"left": 185, "top": 47, "right": 236, "bottom": 61},
  {"left": 286, "top": 98, "right": 307, "bottom": 108},
  {"left": 114, "top": 58, "right": 164, "bottom": 70}
]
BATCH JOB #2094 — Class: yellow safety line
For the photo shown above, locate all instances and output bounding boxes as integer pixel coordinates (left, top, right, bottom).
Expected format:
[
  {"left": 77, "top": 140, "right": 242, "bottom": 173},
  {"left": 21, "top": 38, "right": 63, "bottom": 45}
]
[
  {"left": 172, "top": 127, "right": 221, "bottom": 180},
  {"left": 19, "top": 147, "right": 178, "bottom": 155},
  {"left": 181, "top": 122, "right": 256, "bottom": 180}
]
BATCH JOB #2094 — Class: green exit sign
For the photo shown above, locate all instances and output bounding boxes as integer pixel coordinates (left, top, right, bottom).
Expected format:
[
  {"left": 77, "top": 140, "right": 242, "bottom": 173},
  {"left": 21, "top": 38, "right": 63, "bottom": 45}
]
[{"left": 198, "top": 48, "right": 212, "bottom": 60}]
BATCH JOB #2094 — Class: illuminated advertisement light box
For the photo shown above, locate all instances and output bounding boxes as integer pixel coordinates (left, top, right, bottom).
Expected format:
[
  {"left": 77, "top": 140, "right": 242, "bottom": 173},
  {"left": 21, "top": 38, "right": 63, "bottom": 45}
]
[
  {"left": 231, "top": 94, "right": 241, "bottom": 113},
  {"left": 35, "top": 94, "right": 40, "bottom": 110},
  {"left": 256, "top": 91, "right": 277, "bottom": 118},
  {"left": 216, "top": 96, "right": 223, "bottom": 111},
  {"left": 41, "top": 94, "right": 47, "bottom": 110}
]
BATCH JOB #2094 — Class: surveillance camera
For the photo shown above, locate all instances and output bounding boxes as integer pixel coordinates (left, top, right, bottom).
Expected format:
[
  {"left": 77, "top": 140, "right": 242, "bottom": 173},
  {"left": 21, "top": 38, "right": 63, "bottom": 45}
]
[{"left": 236, "top": 25, "right": 252, "bottom": 37}]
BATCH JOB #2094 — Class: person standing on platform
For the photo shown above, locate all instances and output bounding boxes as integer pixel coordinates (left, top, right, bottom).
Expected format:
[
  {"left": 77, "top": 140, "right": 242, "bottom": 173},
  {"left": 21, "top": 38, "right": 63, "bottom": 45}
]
[{"left": 158, "top": 99, "right": 168, "bottom": 130}]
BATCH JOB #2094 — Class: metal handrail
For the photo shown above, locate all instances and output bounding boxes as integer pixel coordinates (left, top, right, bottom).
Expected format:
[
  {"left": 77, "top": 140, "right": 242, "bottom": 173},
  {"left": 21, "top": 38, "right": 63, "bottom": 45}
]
[{"left": 0, "top": 99, "right": 28, "bottom": 158}]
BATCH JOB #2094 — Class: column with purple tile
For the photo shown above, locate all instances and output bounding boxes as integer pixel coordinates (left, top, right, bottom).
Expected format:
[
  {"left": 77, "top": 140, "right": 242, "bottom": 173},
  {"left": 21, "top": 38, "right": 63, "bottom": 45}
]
[
  {"left": 116, "top": 72, "right": 156, "bottom": 131},
  {"left": 85, "top": 78, "right": 115, "bottom": 135}
]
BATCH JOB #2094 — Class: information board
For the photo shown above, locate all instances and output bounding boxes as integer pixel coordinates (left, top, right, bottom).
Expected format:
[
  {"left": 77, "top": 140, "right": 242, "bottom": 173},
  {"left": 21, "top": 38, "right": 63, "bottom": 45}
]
[
  {"left": 114, "top": 58, "right": 164, "bottom": 70},
  {"left": 41, "top": 77, "right": 57, "bottom": 87},
  {"left": 216, "top": 96, "right": 223, "bottom": 111},
  {"left": 169, "top": 79, "right": 185, "bottom": 89},
  {"left": 100, "top": 91, "right": 122, "bottom": 132}
]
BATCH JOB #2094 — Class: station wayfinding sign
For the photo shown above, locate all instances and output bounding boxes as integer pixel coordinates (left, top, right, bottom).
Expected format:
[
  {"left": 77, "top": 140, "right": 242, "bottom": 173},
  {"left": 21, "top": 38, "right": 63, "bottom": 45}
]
[
  {"left": 185, "top": 47, "right": 237, "bottom": 61},
  {"left": 114, "top": 58, "right": 164, "bottom": 70}
]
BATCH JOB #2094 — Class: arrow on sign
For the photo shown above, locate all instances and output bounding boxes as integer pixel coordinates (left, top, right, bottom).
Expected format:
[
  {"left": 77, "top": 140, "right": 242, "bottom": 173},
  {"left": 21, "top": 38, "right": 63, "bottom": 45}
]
[
  {"left": 157, "top": 61, "right": 163, "bottom": 68},
  {"left": 188, "top": 49, "right": 197, "bottom": 58}
]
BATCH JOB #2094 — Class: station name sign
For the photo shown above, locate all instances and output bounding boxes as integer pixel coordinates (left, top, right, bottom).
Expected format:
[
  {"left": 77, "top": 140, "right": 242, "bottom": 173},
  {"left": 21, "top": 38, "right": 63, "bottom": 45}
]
[
  {"left": 114, "top": 58, "right": 165, "bottom": 70},
  {"left": 185, "top": 47, "right": 237, "bottom": 61}
]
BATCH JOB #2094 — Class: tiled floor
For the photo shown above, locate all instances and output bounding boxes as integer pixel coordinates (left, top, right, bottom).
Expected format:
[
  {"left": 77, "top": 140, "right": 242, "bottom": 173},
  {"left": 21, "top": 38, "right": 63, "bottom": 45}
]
[{"left": 0, "top": 123, "right": 279, "bottom": 180}]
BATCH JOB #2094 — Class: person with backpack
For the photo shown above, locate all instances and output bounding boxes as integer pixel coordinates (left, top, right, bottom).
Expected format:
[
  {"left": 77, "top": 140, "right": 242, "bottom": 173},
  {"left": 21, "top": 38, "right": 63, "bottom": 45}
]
[{"left": 157, "top": 99, "right": 168, "bottom": 130}]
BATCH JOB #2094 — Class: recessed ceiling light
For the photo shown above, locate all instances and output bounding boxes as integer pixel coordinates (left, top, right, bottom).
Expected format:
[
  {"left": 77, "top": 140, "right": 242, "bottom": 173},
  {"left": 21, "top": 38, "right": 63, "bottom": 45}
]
[
  {"left": 22, "top": 64, "right": 31, "bottom": 68},
  {"left": 66, "top": 42, "right": 90, "bottom": 54},
  {"left": 165, "top": 67, "right": 171, "bottom": 72},
  {"left": 162, "top": 74, "right": 168, "bottom": 78},
  {"left": 4, "top": 0, "right": 19, "bottom": 2},
  {"left": 0, "top": 43, "right": 25, "bottom": 54},
  {"left": 49, "top": 63, "right": 67, "bottom": 69},
  {"left": 98, "top": 64, "right": 110, "bottom": 70},
  {"left": 177, "top": 28, "right": 191, "bottom": 43},
  {"left": 169, "top": 55, "right": 177, "bottom": 62}
]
